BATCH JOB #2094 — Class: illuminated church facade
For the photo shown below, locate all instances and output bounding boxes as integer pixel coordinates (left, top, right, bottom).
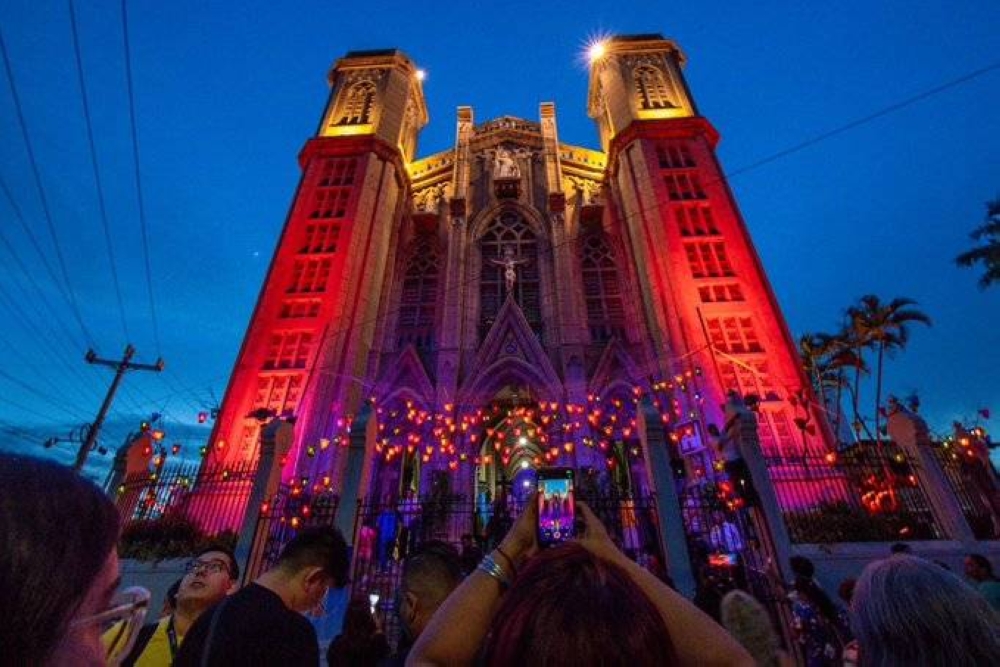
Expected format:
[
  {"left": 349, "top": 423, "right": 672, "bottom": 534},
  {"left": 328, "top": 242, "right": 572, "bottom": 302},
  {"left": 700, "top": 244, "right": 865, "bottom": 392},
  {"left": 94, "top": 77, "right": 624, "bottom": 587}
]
[{"left": 204, "top": 35, "right": 834, "bottom": 579}]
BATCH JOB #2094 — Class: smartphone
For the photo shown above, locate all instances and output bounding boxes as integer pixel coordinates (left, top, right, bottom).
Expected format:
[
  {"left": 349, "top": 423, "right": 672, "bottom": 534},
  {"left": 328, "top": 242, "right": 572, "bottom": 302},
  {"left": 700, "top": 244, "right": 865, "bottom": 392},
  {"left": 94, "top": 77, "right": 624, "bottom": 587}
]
[
  {"left": 708, "top": 552, "right": 739, "bottom": 567},
  {"left": 536, "top": 467, "right": 576, "bottom": 548}
]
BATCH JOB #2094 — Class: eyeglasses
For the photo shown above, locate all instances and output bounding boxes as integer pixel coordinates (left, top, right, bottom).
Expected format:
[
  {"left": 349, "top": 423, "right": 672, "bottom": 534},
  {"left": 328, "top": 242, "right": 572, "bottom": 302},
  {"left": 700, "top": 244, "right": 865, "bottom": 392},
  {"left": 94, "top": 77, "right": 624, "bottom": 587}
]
[
  {"left": 71, "top": 586, "right": 150, "bottom": 666},
  {"left": 184, "top": 558, "right": 230, "bottom": 575}
]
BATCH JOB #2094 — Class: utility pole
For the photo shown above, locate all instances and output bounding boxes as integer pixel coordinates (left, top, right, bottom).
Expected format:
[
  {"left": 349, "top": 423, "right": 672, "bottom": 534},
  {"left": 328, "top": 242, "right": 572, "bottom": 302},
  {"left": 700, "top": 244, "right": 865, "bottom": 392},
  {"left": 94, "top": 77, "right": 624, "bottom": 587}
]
[{"left": 74, "top": 344, "right": 165, "bottom": 471}]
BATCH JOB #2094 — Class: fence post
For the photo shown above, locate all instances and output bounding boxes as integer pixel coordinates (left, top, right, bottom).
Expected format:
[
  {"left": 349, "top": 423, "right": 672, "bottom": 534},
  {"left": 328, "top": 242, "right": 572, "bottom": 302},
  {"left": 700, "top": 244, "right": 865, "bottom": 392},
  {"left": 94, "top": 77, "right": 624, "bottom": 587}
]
[
  {"left": 638, "top": 399, "right": 696, "bottom": 596},
  {"left": 105, "top": 444, "right": 130, "bottom": 494},
  {"left": 234, "top": 418, "right": 294, "bottom": 583},
  {"left": 732, "top": 407, "right": 794, "bottom": 582},
  {"left": 887, "top": 409, "right": 975, "bottom": 544},
  {"left": 335, "top": 405, "right": 374, "bottom": 546}
]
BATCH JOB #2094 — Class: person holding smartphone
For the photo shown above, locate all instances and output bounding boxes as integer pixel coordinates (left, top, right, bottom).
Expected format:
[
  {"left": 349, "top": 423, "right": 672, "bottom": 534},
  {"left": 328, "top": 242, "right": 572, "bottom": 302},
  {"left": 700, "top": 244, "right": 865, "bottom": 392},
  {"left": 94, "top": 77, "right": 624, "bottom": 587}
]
[{"left": 407, "top": 480, "right": 753, "bottom": 666}]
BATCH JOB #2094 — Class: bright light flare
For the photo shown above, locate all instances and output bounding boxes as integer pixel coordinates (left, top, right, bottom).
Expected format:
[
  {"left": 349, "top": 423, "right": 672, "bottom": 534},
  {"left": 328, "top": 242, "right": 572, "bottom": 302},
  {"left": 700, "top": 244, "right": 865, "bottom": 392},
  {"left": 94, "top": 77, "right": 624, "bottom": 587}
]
[
  {"left": 587, "top": 40, "right": 608, "bottom": 63},
  {"left": 577, "top": 31, "right": 614, "bottom": 70},
  {"left": 415, "top": 69, "right": 427, "bottom": 82}
]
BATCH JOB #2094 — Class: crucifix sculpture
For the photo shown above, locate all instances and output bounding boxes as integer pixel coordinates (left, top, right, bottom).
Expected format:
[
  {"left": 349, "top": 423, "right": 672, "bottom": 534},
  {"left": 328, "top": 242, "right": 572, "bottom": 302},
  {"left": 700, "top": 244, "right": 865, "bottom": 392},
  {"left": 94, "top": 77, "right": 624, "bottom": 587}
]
[{"left": 489, "top": 245, "right": 530, "bottom": 293}]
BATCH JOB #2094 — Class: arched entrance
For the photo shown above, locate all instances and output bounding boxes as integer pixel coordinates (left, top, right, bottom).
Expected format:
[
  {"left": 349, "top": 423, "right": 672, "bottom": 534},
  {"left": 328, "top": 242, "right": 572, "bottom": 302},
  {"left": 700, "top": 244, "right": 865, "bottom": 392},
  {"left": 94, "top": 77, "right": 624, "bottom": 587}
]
[{"left": 476, "top": 409, "right": 545, "bottom": 504}]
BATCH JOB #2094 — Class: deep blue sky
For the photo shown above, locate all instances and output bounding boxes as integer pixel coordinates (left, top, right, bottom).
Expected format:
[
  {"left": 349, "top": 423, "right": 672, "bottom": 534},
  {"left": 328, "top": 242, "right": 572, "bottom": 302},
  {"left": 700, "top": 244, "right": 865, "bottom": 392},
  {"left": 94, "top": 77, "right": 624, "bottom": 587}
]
[{"left": 1, "top": 1, "right": 997, "bottom": 480}]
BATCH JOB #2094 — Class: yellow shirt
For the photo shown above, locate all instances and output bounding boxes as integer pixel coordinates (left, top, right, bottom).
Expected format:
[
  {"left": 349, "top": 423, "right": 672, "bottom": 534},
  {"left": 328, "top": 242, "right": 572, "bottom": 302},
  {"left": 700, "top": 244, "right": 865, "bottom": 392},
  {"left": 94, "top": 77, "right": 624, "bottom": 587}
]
[
  {"left": 103, "top": 615, "right": 182, "bottom": 667},
  {"left": 131, "top": 615, "right": 182, "bottom": 667}
]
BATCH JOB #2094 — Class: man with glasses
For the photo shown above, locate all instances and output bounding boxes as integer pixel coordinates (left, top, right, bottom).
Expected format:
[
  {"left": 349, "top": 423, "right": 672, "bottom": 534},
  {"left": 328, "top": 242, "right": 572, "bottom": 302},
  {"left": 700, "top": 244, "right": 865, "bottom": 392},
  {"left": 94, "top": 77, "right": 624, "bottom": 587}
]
[
  {"left": 117, "top": 546, "right": 239, "bottom": 666},
  {"left": 175, "top": 526, "right": 349, "bottom": 666}
]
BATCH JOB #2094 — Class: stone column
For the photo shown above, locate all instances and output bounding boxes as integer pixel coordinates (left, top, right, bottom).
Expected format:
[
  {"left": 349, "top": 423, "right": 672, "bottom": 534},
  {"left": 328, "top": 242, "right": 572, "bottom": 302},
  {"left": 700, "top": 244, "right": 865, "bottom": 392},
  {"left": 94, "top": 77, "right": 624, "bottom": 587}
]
[
  {"left": 729, "top": 404, "right": 794, "bottom": 581},
  {"left": 234, "top": 418, "right": 293, "bottom": 583},
  {"left": 888, "top": 409, "right": 976, "bottom": 544},
  {"left": 639, "top": 399, "right": 695, "bottom": 596},
  {"left": 335, "top": 405, "right": 375, "bottom": 546}
]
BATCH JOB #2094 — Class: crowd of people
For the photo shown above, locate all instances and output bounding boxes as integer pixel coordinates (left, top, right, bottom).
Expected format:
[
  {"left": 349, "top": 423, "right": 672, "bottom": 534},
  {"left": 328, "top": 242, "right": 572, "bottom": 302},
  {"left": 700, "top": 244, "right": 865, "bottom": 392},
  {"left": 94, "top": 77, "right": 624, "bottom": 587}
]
[{"left": 5, "top": 450, "right": 1000, "bottom": 666}]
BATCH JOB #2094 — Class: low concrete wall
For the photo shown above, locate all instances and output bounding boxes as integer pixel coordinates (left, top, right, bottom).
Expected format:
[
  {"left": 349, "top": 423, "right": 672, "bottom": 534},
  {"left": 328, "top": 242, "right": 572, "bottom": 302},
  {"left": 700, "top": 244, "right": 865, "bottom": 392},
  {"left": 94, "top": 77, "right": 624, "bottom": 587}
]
[
  {"left": 119, "top": 558, "right": 188, "bottom": 616},
  {"left": 790, "top": 540, "right": 1000, "bottom": 596}
]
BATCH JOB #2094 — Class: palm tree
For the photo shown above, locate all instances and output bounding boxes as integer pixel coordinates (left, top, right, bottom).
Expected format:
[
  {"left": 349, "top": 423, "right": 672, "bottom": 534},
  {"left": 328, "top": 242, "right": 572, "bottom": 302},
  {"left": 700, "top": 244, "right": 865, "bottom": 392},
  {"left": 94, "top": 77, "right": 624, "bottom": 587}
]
[
  {"left": 799, "top": 332, "right": 866, "bottom": 443},
  {"left": 956, "top": 198, "right": 1000, "bottom": 289},
  {"left": 837, "top": 319, "right": 875, "bottom": 442},
  {"left": 847, "top": 296, "right": 932, "bottom": 446}
]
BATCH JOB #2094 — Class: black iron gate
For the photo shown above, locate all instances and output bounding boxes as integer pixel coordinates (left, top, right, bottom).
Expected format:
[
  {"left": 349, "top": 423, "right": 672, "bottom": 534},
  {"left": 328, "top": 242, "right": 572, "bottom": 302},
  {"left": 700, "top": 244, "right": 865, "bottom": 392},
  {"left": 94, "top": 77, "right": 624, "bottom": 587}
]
[
  {"left": 348, "top": 493, "right": 668, "bottom": 650},
  {"left": 243, "top": 484, "right": 340, "bottom": 582}
]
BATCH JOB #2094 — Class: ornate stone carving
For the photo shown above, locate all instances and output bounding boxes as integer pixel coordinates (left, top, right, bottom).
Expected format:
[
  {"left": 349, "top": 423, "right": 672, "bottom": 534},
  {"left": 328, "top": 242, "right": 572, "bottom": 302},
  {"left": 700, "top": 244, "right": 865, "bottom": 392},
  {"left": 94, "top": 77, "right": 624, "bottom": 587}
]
[
  {"left": 565, "top": 176, "right": 603, "bottom": 204},
  {"left": 413, "top": 182, "right": 449, "bottom": 212}
]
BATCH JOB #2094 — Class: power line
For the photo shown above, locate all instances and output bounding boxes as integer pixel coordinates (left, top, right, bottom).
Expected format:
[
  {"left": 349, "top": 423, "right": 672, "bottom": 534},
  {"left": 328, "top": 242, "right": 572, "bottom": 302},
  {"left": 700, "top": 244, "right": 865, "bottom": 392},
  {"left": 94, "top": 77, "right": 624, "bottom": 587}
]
[
  {"left": 120, "top": 0, "right": 162, "bottom": 353},
  {"left": 0, "top": 222, "right": 95, "bottom": 359},
  {"left": 0, "top": 233, "right": 110, "bottom": 405},
  {"left": 218, "top": 56, "right": 1000, "bottom": 411},
  {"left": 0, "top": 22, "right": 95, "bottom": 347},
  {"left": 725, "top": 60, "right": 1000, "bottom": 179},
  {"left": 0, "top": 368, "right": 91, "bottom": 423},
  {"left": 0, "top": 287, "right": 104, "bottom": 406},
  {"left": 68, "top": 0, "right": 131, "bottom": 342}
]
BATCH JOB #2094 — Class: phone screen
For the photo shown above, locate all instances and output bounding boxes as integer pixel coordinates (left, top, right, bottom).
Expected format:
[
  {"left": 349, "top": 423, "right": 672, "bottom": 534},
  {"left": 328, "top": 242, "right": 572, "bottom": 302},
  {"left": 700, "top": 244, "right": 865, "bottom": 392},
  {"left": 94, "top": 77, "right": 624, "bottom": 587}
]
[
  {"left": 708, "top": 552, "right": 738, "bottom": 567},
  {"left": 537, "top": 467, "right": 575, "bottom": 548}
]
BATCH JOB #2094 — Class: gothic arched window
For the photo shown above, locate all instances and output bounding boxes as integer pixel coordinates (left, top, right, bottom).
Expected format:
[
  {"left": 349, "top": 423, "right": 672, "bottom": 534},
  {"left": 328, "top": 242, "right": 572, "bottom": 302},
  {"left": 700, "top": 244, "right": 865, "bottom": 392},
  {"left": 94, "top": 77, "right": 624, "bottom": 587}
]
[
  {"left": 581, "top": 233, "right": 626, "bottom": 343},
  {"left": 634, "top": 65, "right": 676, "bottom": 111},
  {"left": 336, "top": 81, "right": 376, "bottom": 126},
  {"left": 480, "top": 211, "right": 541, "bottom": 339},
  {"left": 397, "top": 237, "right": 439, "bottom": 353}
]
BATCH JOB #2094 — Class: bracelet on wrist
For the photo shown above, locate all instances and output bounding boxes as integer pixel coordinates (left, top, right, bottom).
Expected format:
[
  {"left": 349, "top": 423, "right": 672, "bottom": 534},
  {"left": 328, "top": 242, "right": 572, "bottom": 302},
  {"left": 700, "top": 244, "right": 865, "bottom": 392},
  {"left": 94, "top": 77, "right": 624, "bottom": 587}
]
[
  {"left": 477, "top": 553, "right": 512, "bottom": 589},
  {"left": 494, "top": 546, "right": 518, "bottom": 576}
]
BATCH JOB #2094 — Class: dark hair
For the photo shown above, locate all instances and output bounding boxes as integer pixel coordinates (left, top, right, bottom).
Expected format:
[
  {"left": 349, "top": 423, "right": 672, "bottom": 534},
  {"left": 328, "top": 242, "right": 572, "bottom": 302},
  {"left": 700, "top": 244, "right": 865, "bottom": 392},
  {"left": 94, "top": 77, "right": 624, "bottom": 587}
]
[
  {"left": 342, "top": 598, "right": 377, "bottom": 637},
  {"left": 480, "top": 543, "right": 676, "bottom": 666},
  {"left": 890, "top": 542, "right": 912, "bottom": 555},
  {"left": 402, "top": 544, "right": 462, "bottom": 604},
  {"left": 327, "top": 599, "right": 389, "bottom": 667},
  {"left": 968, "top": 553, "right": 995, "bottom": 577},
  {"left": 789, "top": 555, "right": 815, "bottom": 578},
  {"left": 0, "top": 454, "right": 120, "bottom": 665},
  {"left": 837, "top": 577, "right": 856, "bottom": 605},
  {"left": 166, "top": 578, "right": 182, "bottom": 609},
  {"left": 788, "top": 556, "right": 841, "bottom": 622},
  {"left": 196, "top": 544, "right": 240, "bottom": 581},
  {"left": 277, "top": 526, "right": 350, "bottom": 586}
]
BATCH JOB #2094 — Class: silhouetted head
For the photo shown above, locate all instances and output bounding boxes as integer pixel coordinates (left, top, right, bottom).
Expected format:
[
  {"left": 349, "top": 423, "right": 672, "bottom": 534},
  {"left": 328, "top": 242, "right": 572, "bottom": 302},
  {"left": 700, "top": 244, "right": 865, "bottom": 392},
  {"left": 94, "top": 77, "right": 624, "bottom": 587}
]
[
  {"left": 341, "top": 598, "right": 378, "bottom": 638},
  {"left": 852, "top": 555, "right": 1000, "bottom": 666},
  {"left": 399, "top": 543, "right": 462, "bottom": 640},
  {"left": 0, "top": 454, "right": 120, "bottom": 665},
  {"left": 965, "top": 553, "right": 996, "bottom": 582},
  {"left": 789, "top": 555, "right": 815, "bottom": 579},
  {"left": 272, "top": 526, "right": 350, "bottom": 613},
  {"left": 481, "top": 543, "right": 676, "bottom": 666}
]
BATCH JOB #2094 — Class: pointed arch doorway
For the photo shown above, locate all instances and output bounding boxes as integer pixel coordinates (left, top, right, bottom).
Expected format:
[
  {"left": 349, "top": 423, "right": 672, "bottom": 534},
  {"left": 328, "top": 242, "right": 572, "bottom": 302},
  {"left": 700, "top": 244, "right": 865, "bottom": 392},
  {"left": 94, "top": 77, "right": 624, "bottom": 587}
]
[{"left": 473, "top": 385, "right": 547, "bottom": 537}]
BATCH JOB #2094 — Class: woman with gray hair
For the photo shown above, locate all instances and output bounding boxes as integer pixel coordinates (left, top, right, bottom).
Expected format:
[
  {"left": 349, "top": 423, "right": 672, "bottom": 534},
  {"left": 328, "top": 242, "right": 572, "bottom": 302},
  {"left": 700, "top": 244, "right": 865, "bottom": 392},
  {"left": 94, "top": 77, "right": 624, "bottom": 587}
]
[{"left": 851, "top": 554, "right": 1000, "bottom": 666}]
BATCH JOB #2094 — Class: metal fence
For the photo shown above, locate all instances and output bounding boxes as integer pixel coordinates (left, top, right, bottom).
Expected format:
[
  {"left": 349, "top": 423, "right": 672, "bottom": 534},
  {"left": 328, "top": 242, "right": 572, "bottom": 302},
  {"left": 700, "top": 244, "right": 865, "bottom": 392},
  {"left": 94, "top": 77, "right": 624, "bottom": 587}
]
[
  {"left": 930, "top": 443, "right": 1000, "bottom": 540},
  {"left": 770, "top": 444, "right": 944, "bottom": 543},
  {"left": 676, "top": 482, "right": 800, "bottom": 662},
  {"left": 348, "top": 493, "right": 667, "bottom": 651},
  {"left": 242, "top": 484, "right": 341, "bottom": 582},
  {"left": 113, "top": 461, "right": 258, "bottom": 537}
]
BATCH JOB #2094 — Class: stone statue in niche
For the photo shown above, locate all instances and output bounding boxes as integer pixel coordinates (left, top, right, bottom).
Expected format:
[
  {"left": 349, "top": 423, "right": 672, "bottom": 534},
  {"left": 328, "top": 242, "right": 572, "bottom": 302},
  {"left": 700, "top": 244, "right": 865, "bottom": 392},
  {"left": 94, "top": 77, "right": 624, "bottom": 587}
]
[{"left": 493, "top": 147, "right": 520, "bottom": 179}]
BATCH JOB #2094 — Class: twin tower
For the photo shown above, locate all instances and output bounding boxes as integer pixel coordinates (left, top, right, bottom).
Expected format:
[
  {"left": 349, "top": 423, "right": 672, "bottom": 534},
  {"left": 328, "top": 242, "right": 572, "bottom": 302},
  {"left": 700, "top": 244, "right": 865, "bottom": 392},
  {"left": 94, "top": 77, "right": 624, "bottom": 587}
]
[{"left": 205, "top": 34, "right": 829, "bottom": 512}]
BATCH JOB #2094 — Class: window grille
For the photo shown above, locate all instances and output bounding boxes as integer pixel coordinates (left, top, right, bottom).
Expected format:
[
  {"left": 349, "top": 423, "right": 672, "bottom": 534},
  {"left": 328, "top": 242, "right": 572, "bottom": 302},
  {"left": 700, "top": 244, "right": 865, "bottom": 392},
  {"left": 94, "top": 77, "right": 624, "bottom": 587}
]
[
  {"left": 480, "top": 212, "right": 541, "bottom": 337},
  {"left": 335, "top": 81, "right": 376, "bottom": 125},
  {"left": 581, "top": 233, "right": 626, "bottom": 343},
  {"left": 634, "top": 65, "right": 676, "bottom": 110}
]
